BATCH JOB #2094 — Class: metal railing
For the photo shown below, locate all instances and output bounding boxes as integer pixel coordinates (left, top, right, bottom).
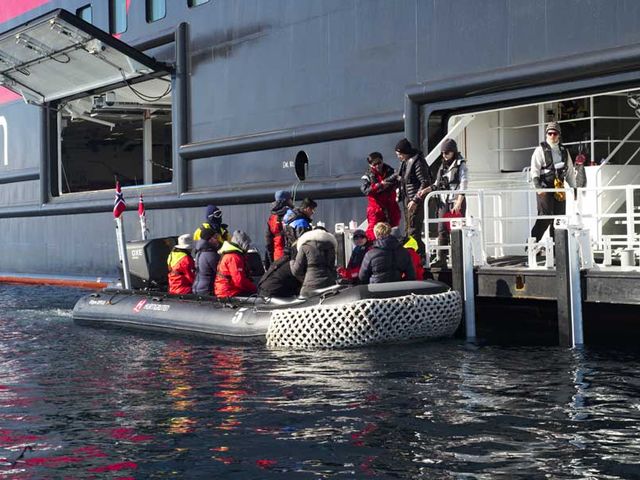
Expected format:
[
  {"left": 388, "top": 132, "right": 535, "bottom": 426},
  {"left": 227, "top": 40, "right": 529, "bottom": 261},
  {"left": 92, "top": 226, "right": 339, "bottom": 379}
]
[{"left": 423, "top": 184, "right": 640, "bottom": 268}]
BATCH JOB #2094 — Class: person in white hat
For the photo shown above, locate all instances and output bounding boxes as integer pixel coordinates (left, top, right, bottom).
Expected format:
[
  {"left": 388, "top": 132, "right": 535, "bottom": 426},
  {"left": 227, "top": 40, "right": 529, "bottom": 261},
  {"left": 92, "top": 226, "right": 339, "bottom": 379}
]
[{"left": 167, "top": 234, "right": 195, "bottom": 295}]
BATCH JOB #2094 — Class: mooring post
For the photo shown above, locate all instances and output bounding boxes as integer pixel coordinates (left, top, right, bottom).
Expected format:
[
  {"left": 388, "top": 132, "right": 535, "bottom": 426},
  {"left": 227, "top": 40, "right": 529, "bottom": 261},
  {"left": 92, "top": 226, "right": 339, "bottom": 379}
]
[
  {"left": 555, "top": 226, "right": 584, "bottom": 347},
  {"left": 451, "top": 227, "right": 476, "bottom": 340}
]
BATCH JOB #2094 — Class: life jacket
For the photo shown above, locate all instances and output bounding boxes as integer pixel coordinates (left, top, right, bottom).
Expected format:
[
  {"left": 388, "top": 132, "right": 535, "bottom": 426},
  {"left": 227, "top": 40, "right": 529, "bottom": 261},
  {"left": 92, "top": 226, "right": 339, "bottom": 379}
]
[
  {"left": 193, "top": 222, "right": 230, "bottom": 242},
  {"left": 214, "top": 241, "right": 257, "bottom": 298},
  {"left": 539, "top": 142, "right": 569, "bottom": 187},
  {"left": 284, "top": 209, "right": 312, "bottom": 248},
  {"left": 167, "top": 250, "right": 195, "bottom": 295},
  {"left": 436, "top": 155, "right": 466, "bottom": 203}
]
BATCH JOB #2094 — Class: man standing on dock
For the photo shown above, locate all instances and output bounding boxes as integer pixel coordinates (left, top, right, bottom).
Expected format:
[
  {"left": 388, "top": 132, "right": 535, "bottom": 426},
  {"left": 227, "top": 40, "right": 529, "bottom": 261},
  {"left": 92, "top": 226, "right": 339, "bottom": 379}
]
[
  {"left": 395, "top": 138, "right": 432, "bottom": 258},
  {"left": 529, "top": 122, "right": 583, "bottom": 243}
]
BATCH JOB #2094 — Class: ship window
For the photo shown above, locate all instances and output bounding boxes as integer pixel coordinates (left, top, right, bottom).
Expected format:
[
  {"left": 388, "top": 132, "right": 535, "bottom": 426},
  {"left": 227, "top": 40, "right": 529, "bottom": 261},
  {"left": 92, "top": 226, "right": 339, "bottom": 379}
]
[
  {"left": 76, "top": 5, "right": 93, "bottom": 24},
  {"left": 55, "top": 76, "right": 173, "bottom": 195},
  {"left": 146, "top": 0, "right": 166, "bottom": 23},
  {"left": 109, "top": 0, "right": 128, "bottom": 34},
  {"left": 188, "top": 0, "right": 210, "bottom": 7}
]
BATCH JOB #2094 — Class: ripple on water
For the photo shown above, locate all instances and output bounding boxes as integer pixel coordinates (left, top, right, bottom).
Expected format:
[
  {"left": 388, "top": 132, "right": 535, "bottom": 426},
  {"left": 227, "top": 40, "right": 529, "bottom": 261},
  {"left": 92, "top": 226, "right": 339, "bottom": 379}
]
[{"left": 0, "top": 285, "right": 639, "bottom": 478}]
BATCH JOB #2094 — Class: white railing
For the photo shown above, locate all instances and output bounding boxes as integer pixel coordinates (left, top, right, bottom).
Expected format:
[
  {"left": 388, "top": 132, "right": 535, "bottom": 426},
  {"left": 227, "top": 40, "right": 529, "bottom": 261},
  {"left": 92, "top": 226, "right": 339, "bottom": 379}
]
[{"left": 423, "top": 184, "right": 640, "bottom": 267}]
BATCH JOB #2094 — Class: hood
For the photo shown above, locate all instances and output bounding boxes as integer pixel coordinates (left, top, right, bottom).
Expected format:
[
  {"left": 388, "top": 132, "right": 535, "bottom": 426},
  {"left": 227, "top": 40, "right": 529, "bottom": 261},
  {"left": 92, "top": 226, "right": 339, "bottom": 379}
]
[
  {"left": 373, "top": 236, "right": 401, "bottom": 251},
  {"left": 403, "top": 236, "right": 418, "bottom": 251},
  {"left": 297, "top": 228, "right": 337, "bottom": 249},
  {"left": 218, "top": 241, "right": 244, "bottom": 255},
  {"left": 271, "top": 200, "right": 290, "bottom": 216}
]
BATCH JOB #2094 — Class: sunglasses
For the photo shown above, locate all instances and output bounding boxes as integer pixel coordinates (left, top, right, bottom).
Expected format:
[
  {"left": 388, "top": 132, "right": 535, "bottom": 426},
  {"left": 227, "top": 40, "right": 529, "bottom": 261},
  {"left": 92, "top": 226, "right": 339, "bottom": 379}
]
[{"left": 547, "top": 131, "right": 559, "bottom": 137}]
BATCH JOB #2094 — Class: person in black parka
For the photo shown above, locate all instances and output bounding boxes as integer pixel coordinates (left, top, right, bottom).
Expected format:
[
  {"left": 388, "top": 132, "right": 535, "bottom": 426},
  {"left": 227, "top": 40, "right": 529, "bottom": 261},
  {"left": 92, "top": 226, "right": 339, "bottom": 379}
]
[
  {"left": 290, "top": 226, "right": 337, "bottom": 297},
  {"left": 192, "top": 228, "right": 222, "bottom": 295},
  {"left": 257, "top": 253, "right": 301, "bottom": 298},
  {"left": 359, "top": 222, "right": 415, "bottom": 284}
]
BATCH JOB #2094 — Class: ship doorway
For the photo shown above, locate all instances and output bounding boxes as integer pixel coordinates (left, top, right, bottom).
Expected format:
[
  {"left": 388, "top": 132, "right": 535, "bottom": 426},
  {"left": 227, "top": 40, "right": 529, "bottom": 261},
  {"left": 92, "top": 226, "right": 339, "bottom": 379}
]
[
  {"left": 56, "top": 77, "right": 173, "bottom": 194},
  {"left": 0, "top": 9, "right": 171, "bottom": 196}
]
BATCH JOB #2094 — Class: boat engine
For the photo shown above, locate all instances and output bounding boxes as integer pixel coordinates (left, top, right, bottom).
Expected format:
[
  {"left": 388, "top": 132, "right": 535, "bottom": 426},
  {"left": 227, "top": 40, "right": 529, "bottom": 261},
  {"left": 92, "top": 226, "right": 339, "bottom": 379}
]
[{"left": 124, "top": 237, "right": 177, "bottom": 290}]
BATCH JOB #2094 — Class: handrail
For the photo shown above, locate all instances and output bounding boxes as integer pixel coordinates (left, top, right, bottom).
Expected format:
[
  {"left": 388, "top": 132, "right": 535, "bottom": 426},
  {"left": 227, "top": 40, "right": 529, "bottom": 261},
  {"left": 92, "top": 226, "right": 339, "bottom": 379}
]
[{"left": 423, "top": 184, "right": 640, "bottom": 266}]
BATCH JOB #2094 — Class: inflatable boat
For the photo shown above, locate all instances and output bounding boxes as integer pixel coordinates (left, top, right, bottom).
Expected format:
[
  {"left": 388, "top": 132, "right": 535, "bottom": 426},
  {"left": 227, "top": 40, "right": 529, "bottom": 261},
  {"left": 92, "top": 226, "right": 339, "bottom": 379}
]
[{"left": 73, "top": 280, "right": 463, "bottom": 349}]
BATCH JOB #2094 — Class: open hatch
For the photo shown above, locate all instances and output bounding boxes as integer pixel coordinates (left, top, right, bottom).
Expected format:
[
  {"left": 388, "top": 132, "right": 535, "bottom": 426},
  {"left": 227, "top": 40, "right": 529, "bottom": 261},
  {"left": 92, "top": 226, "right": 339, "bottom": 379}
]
[{"left": 0, "top": 9, "right": 173, "bottom": 194}]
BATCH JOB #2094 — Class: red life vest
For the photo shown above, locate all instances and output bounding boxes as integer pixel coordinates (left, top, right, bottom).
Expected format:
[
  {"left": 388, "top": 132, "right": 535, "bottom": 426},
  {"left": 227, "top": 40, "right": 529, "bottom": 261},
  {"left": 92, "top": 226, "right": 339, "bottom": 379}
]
[
  {"left": 214, "top": 242, "right": 257, "bottom": 298},
  {"left": 167, "top": 250, "right": 196, "bottom": 294}
]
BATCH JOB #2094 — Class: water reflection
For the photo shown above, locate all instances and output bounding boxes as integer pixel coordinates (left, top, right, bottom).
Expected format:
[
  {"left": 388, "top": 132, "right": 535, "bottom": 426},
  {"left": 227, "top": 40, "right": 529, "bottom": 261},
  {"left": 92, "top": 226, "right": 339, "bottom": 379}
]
[{"left": 0, "top": 285, "right": 639, "bottom": 478}]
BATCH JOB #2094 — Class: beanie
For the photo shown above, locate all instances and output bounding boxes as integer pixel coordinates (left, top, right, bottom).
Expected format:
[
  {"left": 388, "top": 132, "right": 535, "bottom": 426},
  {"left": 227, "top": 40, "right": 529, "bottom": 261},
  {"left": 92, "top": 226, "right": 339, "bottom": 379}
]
[
  {"left": 441, "top": 138, "right": 458, "bottom": 153},
  {"left": 205, "top": 204, "right": 222, "bottom": 222},
  {"left": 545, "top": 121, "right": 562, "bottom": 135},
  {"left": 352, "top": 229, "right": 367, "bottom": 239},
  {"left": 395, "top": 138, "right": 415, "bottom": 155},
  {"left": 274, "top": 190, "right": 292, "bottom": 201}
]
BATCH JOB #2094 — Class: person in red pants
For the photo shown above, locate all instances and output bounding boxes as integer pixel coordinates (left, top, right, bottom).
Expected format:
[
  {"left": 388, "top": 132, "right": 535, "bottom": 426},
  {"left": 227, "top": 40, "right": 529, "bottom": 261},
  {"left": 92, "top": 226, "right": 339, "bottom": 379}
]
[{"left": 360, "top": 152, "right": 401, "bottom": 241}]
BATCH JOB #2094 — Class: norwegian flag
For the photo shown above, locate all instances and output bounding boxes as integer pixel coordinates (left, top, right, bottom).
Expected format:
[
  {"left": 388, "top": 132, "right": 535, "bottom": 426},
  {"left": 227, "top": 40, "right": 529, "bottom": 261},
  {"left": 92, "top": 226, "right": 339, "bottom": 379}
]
[
  {"left": 138, "top": 193, "right": 149, "bottom": 240},
  {"left": 113, "top": 180, "right": 126, "bottom": 218}
]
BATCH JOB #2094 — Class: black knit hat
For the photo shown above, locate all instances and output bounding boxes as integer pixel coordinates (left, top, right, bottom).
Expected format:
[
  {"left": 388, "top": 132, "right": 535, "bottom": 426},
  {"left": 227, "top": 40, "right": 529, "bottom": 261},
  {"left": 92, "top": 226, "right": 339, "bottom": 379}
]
[
  {"left": 441, "top": 138, "right": 458, "bottom": 153},
  {"left": 395, "top": 138, "right": 416, "bottom": 155}
]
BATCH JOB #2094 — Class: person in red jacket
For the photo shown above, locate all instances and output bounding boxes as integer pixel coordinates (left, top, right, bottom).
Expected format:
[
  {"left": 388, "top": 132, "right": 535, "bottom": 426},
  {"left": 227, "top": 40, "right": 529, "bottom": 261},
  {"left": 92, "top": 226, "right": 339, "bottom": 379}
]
[
  {"left": 337, "top": 229, "right": 369, "bottom": 283},
  {"left": 167, "top": 234, "right": 196, "bottom": 294},
  {"left": 403, "top": 235, "right": 425, "bottom": 281},
  {"left": 214, "top": 230, "right": 258, "bottom": 298},
  {"left": 265, "top": 190, "right": 294, "bottom": 267},
  {"left": 361, "top": 152, "right": 401, "bottom": 241}
]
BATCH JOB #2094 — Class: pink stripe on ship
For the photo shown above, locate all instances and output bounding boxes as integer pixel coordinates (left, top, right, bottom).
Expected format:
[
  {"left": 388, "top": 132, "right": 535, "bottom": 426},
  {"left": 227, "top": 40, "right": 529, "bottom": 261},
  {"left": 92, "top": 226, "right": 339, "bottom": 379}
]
[{"left": 0, "top": 0, "right": 51, "bottom": 104}]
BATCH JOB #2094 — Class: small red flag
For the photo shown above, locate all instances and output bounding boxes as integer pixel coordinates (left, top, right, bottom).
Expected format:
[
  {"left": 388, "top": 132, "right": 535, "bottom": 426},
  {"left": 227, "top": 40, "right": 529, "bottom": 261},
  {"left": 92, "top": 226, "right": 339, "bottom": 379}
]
[
  {"left": 138, "top": 193, "right": 145, "bottom": 217},
  {"left": 113, "top": 181, "right": 126, "bottom": 218}
]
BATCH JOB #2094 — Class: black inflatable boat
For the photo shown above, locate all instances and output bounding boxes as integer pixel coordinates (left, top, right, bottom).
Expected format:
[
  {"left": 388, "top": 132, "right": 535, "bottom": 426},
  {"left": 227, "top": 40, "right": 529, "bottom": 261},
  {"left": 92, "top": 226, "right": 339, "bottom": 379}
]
[{"left": 73, "top": 280, "right": 463, "bottom": 349}]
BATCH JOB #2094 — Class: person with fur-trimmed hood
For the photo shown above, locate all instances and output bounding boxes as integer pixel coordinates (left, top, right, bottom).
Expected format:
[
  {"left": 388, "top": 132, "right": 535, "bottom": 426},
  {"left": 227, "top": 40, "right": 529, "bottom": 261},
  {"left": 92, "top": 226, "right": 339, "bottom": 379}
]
[
  {"left": 214, "top": 230, "right": 257, "bottom": 298},
  {"left": 290, "top": 225, "right": 337, "bottom": 297},
  {"left": 359, "top": 222, "right": 415, "bottom": 284},
  {"left": 265, "top": 190, "right": 294, "bottom": 266},
  {"left": 361, "top": 152, "right": 401, "bottom": 241}
]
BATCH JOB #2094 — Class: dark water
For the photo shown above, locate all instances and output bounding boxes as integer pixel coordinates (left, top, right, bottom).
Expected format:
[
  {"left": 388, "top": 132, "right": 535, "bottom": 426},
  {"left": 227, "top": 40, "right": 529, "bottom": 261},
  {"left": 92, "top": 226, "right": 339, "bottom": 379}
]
[{"left": 0, "top": 285, "right": 639, "bottom": 479}]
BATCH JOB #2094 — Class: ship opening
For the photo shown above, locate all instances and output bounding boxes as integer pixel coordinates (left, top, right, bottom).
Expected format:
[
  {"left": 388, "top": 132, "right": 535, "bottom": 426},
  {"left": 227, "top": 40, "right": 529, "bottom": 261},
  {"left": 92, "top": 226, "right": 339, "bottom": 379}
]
[
  {"left": 55, "top": 77, "right": 173, "bottom": 194},
  {"left": 0, "top": 9, "right": 172, "bottom": 197}
]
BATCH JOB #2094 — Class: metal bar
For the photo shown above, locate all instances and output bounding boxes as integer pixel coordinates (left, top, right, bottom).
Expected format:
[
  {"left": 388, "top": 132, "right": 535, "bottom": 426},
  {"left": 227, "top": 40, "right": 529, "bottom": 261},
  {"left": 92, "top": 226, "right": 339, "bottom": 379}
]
[
  {"left": 39, "top": 109, "right": 48, "bottom": 203},
  {"left": 179, "top": 111, "right": 404, "bottom": 160},
  {"left": 598, "top": 119, "right": 640, "bottom": 169},
  {"left": 424, "top": 114, "right": 475, "bottom": 167},
  {"left": 626, "top": 185, "right": 634, "bottom": 248},
  {"left": 0, "top": 168, "right": 39, "bottom": 185},
  {"left": 172, "top": 22, "right": 190, "bottom": 194},
  {"left": 143, "top": 110, "right": 153, "bottom": 184},
  {"left": 0, "top": 177, "right": 361, "bottom": 219},
  {"left": 555, "top": 228, "right": 584, "bottom": 347}
]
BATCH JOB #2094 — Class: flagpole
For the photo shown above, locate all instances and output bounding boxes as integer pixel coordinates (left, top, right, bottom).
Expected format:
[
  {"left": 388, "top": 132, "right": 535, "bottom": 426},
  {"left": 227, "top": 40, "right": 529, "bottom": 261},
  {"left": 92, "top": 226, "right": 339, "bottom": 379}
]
[
  {"left": 115, "top": 215, "right": 132, "bottom": 290},
  {"left": 113, "top": 179, "right": 131, "bottom": 290}
]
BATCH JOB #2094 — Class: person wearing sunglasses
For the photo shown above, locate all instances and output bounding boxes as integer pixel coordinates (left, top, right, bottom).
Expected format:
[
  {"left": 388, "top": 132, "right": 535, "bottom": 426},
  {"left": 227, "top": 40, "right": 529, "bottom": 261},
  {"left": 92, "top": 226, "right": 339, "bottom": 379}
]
[
  {"left": 529, "top": 121, "right": 583, "bottom": 244},
  {"left": 193, "top": 204, "right": 231, "bottom": 243}
]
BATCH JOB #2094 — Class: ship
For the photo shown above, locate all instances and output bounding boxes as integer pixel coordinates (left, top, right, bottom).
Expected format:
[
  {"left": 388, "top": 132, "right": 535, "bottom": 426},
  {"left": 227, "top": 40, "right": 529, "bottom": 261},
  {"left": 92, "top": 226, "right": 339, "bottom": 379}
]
[{"left": 1, "top": 0, "right": 640, "bottom": 320}]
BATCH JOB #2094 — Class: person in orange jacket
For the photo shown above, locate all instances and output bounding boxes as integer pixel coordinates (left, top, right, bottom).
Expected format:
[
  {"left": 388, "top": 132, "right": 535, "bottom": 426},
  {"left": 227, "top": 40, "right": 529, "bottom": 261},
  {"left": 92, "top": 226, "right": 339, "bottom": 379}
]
[
  {"left": 265, "top": 190, "right": 294, "bottom": 266},
  {"left": 214, "top": 230, "right": 258, "bottom": 298},
  {"left": 167, "top": 234, "right": 196, "bottom": 294}
]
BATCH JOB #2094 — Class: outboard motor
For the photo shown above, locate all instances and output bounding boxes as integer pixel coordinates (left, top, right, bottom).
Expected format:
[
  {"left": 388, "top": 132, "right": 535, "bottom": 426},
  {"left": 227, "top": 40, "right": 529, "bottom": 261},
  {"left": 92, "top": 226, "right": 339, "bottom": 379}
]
[{"left": 123, "top": 237, "right": 177, "bottom": 290}]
